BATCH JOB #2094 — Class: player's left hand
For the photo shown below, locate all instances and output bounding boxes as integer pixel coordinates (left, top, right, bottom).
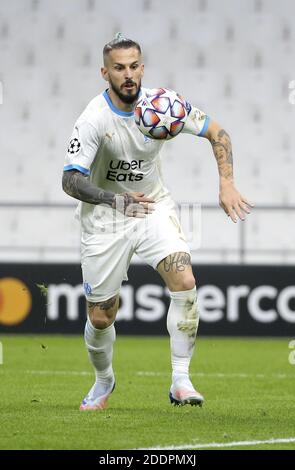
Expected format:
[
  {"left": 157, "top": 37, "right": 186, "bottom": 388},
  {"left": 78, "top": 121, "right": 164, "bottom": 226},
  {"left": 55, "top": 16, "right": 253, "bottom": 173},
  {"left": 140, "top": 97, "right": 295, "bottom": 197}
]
[
  {"left": 219, "top": 181, "right": 254, "bottom": 223},
  {"left": 113, "top": 192, "right": 155, "bottom": 218}
]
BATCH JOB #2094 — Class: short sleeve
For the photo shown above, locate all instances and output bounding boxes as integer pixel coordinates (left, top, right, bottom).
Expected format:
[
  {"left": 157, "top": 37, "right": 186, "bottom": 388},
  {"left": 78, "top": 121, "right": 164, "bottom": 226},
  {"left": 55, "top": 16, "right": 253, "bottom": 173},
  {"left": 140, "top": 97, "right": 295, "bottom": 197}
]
[
  {"left": 64, "top": 120, "right": 100, "bottom": 175},
  {"left": 182, "top": 102, "right": 210, "bottom": 137}
]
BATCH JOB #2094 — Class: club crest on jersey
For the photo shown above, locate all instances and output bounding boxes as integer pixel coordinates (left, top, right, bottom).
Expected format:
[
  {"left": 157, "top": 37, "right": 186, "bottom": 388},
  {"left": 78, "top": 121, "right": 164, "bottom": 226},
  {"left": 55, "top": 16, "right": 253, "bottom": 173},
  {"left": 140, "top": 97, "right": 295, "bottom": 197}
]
[
  {"left": 68, "top": 138, "right": 81, "bottom": 154},
  {"left": 83, "top": 282, "right": 92, "bottom": 295}
]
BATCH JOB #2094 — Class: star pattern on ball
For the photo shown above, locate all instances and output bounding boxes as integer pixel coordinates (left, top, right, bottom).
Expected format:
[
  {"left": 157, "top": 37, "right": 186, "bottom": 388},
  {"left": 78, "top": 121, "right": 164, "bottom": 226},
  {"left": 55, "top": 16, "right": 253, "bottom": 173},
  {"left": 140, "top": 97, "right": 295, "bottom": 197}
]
[
  {"left": 68, "top": 138, "right": 81, "bottom": 154},
  {"left": 154, "top": 108, "right": 180, "bottom": 132}
]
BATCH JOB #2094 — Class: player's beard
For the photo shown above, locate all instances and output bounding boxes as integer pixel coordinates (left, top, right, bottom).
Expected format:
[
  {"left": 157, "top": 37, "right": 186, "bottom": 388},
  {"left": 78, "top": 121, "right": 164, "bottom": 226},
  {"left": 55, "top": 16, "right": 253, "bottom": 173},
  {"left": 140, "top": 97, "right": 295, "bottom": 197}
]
[{"left": 109, "top": 78, "right": 141, "bottom": 104}]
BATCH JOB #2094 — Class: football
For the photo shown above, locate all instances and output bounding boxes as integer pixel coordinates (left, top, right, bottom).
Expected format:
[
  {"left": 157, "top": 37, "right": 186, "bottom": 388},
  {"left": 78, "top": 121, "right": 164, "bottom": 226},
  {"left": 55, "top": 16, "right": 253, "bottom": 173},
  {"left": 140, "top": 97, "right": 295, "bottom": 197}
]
[{"left": 134, "top": 88, "right": 188, "bottom": 140}]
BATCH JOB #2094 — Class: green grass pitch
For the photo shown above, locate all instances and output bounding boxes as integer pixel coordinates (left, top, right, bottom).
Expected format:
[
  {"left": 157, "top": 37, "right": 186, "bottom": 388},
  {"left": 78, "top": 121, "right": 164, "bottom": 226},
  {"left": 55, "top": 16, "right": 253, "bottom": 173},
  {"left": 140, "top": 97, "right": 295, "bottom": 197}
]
[{"left": 0, "top": 335, "right": 295, "bottom": 450}]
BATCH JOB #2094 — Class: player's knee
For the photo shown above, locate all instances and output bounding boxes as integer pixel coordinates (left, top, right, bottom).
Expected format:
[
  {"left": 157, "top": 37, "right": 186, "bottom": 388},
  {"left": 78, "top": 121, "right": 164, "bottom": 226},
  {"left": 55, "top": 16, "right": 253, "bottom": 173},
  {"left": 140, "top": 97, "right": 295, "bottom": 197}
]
[
  {"left": 183, "top": 276, "right": 196, "bottom": 291},
  {"left": 90, "top": 315, "right": 112, "bottom": 330},
  {"left": 173, "top": 275, "right": 196, "bottom": 292},
  {"left": 87, "top": 295, "right": 118, "bottom": 330},
  {"left": 88, "top": 307, "right": 116, "bottom": 329}
]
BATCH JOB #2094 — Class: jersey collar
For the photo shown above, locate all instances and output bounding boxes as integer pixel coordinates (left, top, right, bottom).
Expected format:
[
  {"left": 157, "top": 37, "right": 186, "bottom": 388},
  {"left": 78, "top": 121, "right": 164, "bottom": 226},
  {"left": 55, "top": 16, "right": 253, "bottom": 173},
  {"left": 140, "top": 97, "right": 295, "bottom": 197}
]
[{"left": 103, "top": 89, "right": 141, "bottom": 117}]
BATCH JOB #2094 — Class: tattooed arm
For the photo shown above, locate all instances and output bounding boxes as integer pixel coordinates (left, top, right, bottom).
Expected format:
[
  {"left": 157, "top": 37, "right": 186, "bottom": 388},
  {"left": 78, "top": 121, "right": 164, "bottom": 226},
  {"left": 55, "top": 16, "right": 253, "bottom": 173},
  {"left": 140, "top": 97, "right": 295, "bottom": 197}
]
[
  {"left": 62, "top": 169, "right": 115, "bottom": 206},
  {"left": 203, "top": 121, "right": 253, "bottom": 223},
  {"left": 62, "top": 170, "right": 155, "bottom": 217}
]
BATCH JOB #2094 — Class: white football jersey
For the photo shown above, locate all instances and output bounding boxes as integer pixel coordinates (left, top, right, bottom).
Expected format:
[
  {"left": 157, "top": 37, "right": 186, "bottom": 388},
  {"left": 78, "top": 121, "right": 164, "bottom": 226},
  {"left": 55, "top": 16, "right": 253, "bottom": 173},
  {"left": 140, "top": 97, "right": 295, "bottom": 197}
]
[{"left": 64, "top": 88, "right": 209, "bottom": 232}]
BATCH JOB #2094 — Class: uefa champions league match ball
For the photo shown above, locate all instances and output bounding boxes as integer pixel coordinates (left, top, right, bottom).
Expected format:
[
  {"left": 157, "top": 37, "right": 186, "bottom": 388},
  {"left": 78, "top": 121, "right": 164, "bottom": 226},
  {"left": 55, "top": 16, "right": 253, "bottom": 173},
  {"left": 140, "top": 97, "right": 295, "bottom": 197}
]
[{"left": 134, "top": 88, "right": 188, "bottom": 140}]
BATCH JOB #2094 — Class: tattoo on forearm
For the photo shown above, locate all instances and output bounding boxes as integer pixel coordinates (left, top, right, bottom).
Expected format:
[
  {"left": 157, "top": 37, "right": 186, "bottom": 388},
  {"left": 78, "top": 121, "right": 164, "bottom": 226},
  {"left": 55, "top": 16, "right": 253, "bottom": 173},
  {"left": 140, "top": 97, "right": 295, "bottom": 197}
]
[
  {"left": 62, "top": 170, "right": 115, "bottom": 206},
  {"left": 88, "top": 297, "right": 117, "bottom": 311},
  {"left": 211, "top": 129, "right": 233, "bottom": 180},
  {"left": 163, "top": 252, "right": 191, "bottom": 272}
]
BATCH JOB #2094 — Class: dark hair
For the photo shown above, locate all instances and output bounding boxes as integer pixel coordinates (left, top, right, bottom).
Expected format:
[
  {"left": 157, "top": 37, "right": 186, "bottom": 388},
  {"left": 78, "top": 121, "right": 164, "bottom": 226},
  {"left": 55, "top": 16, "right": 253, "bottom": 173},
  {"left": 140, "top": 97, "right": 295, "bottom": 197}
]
[{"left": 103, "top": 33, "right": 141, "bottom": 63}]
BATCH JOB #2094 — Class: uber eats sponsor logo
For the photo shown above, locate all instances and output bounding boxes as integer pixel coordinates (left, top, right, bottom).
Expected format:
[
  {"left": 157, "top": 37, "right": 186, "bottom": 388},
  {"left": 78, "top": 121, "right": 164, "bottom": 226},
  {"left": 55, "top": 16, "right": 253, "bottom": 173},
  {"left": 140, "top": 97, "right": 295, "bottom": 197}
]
[
  {"left": 46, "top": 283, "right": 295, "bottom": 323},
  {"left": 106, "top": 159, "right": 144, "bottom": 182}
]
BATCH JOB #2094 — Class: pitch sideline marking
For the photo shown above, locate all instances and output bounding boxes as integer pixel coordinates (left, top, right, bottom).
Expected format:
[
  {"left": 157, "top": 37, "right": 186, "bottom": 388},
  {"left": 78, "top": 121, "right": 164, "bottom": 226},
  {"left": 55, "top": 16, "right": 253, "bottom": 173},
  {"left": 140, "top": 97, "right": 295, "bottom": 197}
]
[
  {"left": 138, "top": 437, "right": 295, "bottom": 450},
  {"left": 137, "top": 371, "right": 295, "bottom": 379},
  {"left": 25, "top": 369, "right": 92, "bottom": 376},
  {"left": 20, "top": 370, "right": 295, "bottom": 379}
]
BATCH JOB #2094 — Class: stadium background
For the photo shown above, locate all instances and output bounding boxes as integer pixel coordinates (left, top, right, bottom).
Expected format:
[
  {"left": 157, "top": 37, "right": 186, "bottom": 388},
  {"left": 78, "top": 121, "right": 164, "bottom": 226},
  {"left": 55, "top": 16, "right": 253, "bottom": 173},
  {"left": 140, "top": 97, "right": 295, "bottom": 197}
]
[{"left": 0, "top": 0, "right": 295, "bottom": 336}]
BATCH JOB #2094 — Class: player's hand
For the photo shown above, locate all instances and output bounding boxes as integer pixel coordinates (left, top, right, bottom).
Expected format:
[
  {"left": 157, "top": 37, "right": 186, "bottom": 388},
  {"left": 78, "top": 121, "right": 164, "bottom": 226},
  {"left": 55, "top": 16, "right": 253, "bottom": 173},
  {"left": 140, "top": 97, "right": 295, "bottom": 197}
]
[
  {"left": 112, "top": 192, "right": 155, "bottom": 218},
  {"left": 219, "top": 181, "right": 254, "bottom": 223}
]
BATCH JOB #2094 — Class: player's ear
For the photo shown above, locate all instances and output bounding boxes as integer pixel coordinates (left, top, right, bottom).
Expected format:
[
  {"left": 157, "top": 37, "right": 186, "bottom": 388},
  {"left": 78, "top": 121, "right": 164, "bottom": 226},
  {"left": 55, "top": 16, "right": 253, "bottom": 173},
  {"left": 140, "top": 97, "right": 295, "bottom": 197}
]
[
  {"left": 101, "top": 67, "right": 109, "bottom": 82},
  {"left": 140, "top": 63, "right": 144, "bottom": 78}
]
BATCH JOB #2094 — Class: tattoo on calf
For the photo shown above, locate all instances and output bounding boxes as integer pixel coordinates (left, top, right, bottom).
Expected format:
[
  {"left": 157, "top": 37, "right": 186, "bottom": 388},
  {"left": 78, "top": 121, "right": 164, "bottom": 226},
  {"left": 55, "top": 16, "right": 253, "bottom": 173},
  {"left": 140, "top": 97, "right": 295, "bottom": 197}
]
[
  {"left": 163, "top": 252, "right": 191, "bottom": 272},
  {"left": 88, "top": 297, "right": 117, "bottom": 311}
]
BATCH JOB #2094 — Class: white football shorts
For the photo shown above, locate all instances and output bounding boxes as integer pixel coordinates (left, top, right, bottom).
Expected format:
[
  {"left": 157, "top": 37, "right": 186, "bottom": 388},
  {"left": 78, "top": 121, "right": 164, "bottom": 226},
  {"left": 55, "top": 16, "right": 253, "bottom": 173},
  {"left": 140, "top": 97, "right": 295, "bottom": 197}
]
[{"left": 81, "top": 201, "right": 191, "bottom": 302}]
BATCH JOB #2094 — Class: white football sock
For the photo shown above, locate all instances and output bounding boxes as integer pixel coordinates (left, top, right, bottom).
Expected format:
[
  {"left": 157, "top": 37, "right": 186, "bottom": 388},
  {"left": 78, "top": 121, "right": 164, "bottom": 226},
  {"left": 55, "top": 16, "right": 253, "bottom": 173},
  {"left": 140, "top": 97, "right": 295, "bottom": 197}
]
[
  {"left": 167, "top": 287, "right": 199, "bottom": 383},
  {"left": 84, "top": 317, "right": 116, "bottom": 397}
]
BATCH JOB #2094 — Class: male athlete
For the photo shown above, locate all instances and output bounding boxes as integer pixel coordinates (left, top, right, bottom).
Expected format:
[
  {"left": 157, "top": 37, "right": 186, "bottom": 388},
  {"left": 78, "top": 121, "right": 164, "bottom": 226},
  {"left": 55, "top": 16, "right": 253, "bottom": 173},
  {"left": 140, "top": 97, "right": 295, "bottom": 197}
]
[{"left": 62, "top": 33, "right": 253, "bottom": 410}]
